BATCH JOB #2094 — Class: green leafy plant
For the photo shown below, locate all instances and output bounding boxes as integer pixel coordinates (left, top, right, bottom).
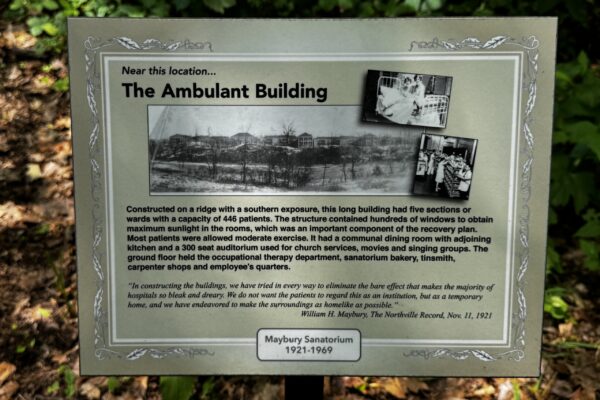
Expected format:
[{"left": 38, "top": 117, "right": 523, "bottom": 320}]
[
  {"left": 47, "top": 365, "right": 77, "bottom": 398},
  {"left": 107, "top": 376, "right": 121, "bottom": 393},
  {"left": 511, "top": 379, "right": 522, "bottom": 400},
  {"left": 200, "top": 376, "right": 217, "bottom": 399},
  {"left": 549, "top": 52, "right": 600, "bottom": 280},
  {"left": 546, "top": 239, "right": 562, "bottom": 274},
  {"left": 5, "top": 0, "right": 172, "bottom": 53},
  {"left": 15, "top": 338, "right": 35, "bottom": 354},
  {"left": 62, "top": 365, "right": 77, "bottom": 398},
  {"left": 541, "top": 50, "right": 600, "bottom": 320},
  {"left": 46, "top": 380, "right": 60, "bottom": 395},
  {"left": 159, "top": 376, "right": 197, "bottom": 400},
  {"left": 544, "top": 288, "right": 569, "bottom": 320},
  {"left": 203, "top": 0, "right": 236, "bottom": 13},
  {"left": 53, "top": 77, "right": 70, "bottom": 92},
  {"left": 575, "top": 209, "right": 600, "bottom": 270},
  {"left": 3, "top": 0, "right": 247, "bottom": 54}
]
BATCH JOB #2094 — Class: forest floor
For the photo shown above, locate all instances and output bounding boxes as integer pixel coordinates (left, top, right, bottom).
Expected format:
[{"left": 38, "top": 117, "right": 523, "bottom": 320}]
[{"left": 1, "top": 23, "right": 599, "bottom": 399}]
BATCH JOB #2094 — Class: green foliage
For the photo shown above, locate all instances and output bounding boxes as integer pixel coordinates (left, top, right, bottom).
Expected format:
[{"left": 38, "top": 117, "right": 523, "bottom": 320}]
[
  {"left": 159, "top": 376, "right": 197, "bottom": 400},
  {"left": 53, "top": 77, "right": 70, "bottom": 92},
  {"left": 107, "top": 376, "right": 121, "bottom": 393},
  {"left": 200, "top": 376, "right": 217, "bottom": 399},
  {"left": 47, "top": 365, "right": 77, "bottom": 398},
  {"left": 511, "top": 379, "right": 522, "bottom": 400},
  {"left": 556, "top": 341, "right": 600, "bottom": 350},
  {"left": 62, "top": 365, "right": 77, "bottom": 398},
  {"left": 574, "top": 210, "right": 600, "bottom": 271},
  {"left": 578, "top": 239, "right": 600, "bottom": 271},
  {"left": 5, "top": 0, "right": 172, "bottom": 53},
  {"left": 36, "top": 306, "right": 52, "bottom": 318},
  {"left": 35, "top": 222, "right": 51, "bottom": 235},
  {"left": 543, "top": 50, "right": 600, "bottom": 319},
  {"left": 203, "top": 0, "right": 236, "bottom": 14},
  {"left": 546, "top": 240, "right": 562, "bottom": 274},
  {"left": 575, "top": 209, "right": 600, "bottom": 238},
  {"left": 544, "top": 288, "right": 569, "bottom": 320},
  {"left": 3, "top": 0, "right": 437, "bottom": 54},
  {"left": 15, "top": 338, "right": 35, "bottom": 353},
  {"left": 307, "top": 0, "right": 446, "bottom": 17},
  {"left": 46, "top": 380, "right": 60, "bottom": 395},
  {"left": 549, "top": 52, "right": 600, "bottom": 280}
]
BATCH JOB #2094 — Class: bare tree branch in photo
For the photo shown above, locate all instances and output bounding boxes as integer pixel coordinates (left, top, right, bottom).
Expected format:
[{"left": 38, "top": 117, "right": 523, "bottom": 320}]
[
  {"left": 281, "top": 121, "right": 296, "bottom": 188},
  {"left": 341, "top": 153, "right": 348, "bottom": 182},
  {"left": 239, "top": 124, "right": 251, "bottom": 187},
  {"left": 349, "top": 144, "right": 361, "bottom": 180},
  {"left": 207, "top": 128, "right": 220, "bottom": 180},
  {"left": 321, "top": 157, "right": 328, "bottom": 187},
  {"left": 266, "top": 147, "right": 277, "bottom": 186}
]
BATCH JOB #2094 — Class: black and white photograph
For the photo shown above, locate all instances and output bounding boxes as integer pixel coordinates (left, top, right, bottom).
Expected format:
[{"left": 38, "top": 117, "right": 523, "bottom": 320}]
[
  {"left": 362, "top": 70, "right": 453, "bottom": 129},
  {"left": 412, "top": 133, "right": 477, "bottom": 199},
  {"left": 148, "top": 105, "right": 424, "bottom": 194}
]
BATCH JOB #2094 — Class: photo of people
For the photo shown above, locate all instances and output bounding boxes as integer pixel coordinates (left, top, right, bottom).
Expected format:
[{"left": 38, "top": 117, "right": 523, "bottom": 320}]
[
  {"left": 412, "top": 133, "right": 477, "bottom": 199},
  {"left": 362, "top": 70, "right": 453, "bottom": 129}
]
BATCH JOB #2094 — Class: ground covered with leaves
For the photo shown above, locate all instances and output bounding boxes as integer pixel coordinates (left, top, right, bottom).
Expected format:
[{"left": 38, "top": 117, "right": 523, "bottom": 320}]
[{"left": 0, "top": 22, "right": 599, "bottom": 400}]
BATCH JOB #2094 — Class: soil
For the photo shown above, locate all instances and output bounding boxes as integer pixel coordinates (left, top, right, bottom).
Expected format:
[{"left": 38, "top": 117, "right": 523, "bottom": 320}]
[{"left": 1, "top": 23, "right": 599, "bottom": 400}]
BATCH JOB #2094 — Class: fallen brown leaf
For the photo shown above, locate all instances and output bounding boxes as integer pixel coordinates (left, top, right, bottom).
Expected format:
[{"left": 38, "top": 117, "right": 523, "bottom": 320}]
[
  {"left": 28, "top": 153, "right": 45, "bottom": 163},
  {"left": 80, "top": 382, "right": 101, "bottom": 400},
  {"left": 11, "top": 297, "right": 30, "bottom": 318},
  {"left": 53, "top": 116, "right": 71, "bottom": 130},
  {"left": 473, "top": 383, "right": 496, "bottom": 397},
  {"left": 406, "top": 377, "right": 428, "bottom": 393},
  {"left": 558, "top": 322, "right": 574, "bottom": 338},
  {"left": 131, "top": 376, "right": 148, "bottom": 397},
  {"left": 341, "top": 376, "right": 367, "bottom": 392},
  {"left": 0, "top": 363, "right": 16, "bottom": 386},
  {"left": 381, "top": 378, "right": 407, "bottom": 399},
  {"left": 570, "top": 387, "right": 596, "bottom": 400},
  {"left": 496, "top": 380, "right": 513, "bottom": 400},
  {"left": 1, "top": 25, "right": 37, "bottom": 49},
  {"left": 552, "top": 379, "right": 574, "bottom": 398},
  {"left": 0, "top": 381, "right": 19, "bottom": 399}
]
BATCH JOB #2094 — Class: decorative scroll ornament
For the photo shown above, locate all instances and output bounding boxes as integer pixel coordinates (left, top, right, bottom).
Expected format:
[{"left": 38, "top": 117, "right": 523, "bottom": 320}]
[
  {"left": 405, "top": 35, "right": 539, "bottom": 363},
  {"left": 85, "top": 36, "right": 214, "bottom": 360},
  {"left": 95, "top": 347, "right": 214, "bottom": 361}
]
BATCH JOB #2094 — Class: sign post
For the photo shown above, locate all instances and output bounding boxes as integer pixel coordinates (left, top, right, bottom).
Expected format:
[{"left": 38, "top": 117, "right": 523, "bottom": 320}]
[{"left": 68, "top": 18, "right": 557, "bottom": 377}]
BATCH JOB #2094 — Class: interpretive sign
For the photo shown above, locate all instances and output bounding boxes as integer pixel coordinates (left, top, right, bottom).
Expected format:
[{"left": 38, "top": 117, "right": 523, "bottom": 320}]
[{"left": 68, "top": 18, "right": 557, "bottom": 376}]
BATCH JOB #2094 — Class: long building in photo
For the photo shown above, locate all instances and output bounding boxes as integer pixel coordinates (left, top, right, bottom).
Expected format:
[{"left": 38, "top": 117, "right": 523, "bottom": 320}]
[{"left": 147, "top": 105, "right": 423, "bottom": 195}]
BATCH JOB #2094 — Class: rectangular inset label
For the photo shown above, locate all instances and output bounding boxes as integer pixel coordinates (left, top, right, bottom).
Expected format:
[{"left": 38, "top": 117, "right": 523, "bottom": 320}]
[{"left": 257, "top": 329, "right": 361, "bottom": 361}]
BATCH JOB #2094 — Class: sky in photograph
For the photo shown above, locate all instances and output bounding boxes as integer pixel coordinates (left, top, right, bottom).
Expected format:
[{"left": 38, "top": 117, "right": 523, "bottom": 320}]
[{"left": 148, "top": 105, "right": 412, "bottom": 139}]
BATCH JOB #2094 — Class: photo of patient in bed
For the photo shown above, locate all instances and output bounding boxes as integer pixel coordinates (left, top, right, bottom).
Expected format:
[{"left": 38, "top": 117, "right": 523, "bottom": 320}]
[{"left": 363, "top": 70, "right": 453, "bottom": 129}]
